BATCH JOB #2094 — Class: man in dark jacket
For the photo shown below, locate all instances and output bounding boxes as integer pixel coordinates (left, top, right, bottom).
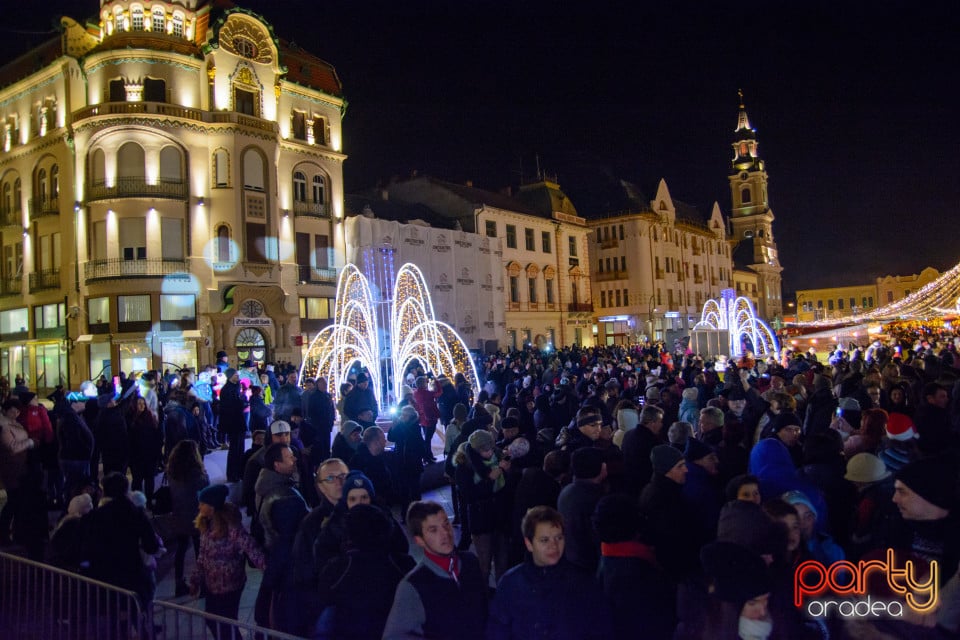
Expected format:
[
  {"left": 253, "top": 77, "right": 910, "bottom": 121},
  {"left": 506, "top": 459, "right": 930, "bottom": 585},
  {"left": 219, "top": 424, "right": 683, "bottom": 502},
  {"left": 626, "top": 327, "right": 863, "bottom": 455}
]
[
  {"left": 272, "top": 372, "right": 302, "bottom": 424},
  {"left": 306, "top": 376, "right": 336, "bottom": 461},
  {"left": 342, "top": 371, "right": 378, "bottom": 428},
  {"left": 253, "top": 442, "right": 309, "bottom": 631},
  {"left": 556, "top": 447, "right": 606, "bottom": 573},
  {"left": 94, "top": 394, "right": 128, "bottom": 476},
  {"left": 220, "top": 368, "right": 247, "bottom": 481},
  {"left": 620, "top": 404, "right": 664, "bottom": 497},
  {"left": 57, "top": 395, "right": 95, "bottom": 502},
  {"left": 488, "top": 506, "right": 612, "bottom": 640},
  {"left": 349, "top": 425, "right": 392, "bottom": 505}
]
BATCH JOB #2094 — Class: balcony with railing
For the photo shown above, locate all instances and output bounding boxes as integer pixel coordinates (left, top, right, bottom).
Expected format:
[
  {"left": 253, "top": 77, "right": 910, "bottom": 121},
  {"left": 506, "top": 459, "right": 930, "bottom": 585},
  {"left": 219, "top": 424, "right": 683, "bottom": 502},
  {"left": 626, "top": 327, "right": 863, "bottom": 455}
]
[
  {"left": 0, "top": 207, "right": 22, "bottom": 228},
  {"left": 505, "top": 301, "right": 559, "bottom": 312},
  {"left": 73, "top": 101, "right": 279, "bottom": 134},
  {"left": 595, "top": 270, "right": 627, "bottom": 282},
  {"left": 84, "top": 258, "right": 189, "bottom": 281},
  {"left": 567, "top": 302, "right": 593, "bottom": 313},
  {"left": 293, "top": 200, "right": 330, "bottom": 218},
  {"left": 29, "top": 269, "right": 60, "bottom": 292},
  {"left": 298, "top": 265, "right": 337, "bottom": 285},
  {"left": 0, "top": 275, "right": 21, "bottom": 296},
  {"left": 28, "top": 197, "right": 59, "bottom": 220},
  {"left": 87, "top": 177, "right": 187, "bottom": 202}
]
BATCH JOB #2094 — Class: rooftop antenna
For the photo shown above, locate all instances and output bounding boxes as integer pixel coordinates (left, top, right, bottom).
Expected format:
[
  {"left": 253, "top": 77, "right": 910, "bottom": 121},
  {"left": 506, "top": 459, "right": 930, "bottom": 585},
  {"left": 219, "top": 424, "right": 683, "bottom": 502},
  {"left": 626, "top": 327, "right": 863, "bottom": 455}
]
[{"left": 535, "top": 153, "right": 542, "bottom": 181}]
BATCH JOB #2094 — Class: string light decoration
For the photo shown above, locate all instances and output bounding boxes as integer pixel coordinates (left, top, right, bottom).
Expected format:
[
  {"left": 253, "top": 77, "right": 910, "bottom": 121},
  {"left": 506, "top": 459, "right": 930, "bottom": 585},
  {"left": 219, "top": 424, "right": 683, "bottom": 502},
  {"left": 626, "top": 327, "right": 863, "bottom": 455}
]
[
  {"left": 299, "top": 262, "right": 480, "bottom": 410},
  {"left": 693, "top": 288, "right": 779, "bottom": 358},
  {"left": 793, "top": 261, "right": 960, "bottom": 328}
]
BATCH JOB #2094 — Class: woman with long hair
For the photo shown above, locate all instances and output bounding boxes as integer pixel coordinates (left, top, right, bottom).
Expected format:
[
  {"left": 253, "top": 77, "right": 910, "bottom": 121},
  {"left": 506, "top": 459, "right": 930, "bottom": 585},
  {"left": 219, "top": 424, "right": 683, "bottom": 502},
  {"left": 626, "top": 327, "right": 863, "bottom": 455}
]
[
  {"left": 165, "top": 439, "right": 209, "bottom": 596},
  {"left": 190, "top": 484, "right": 265, "bottom": 640},
  {"left": 128, "top": 396, "right": 162, "bottom": 505}
]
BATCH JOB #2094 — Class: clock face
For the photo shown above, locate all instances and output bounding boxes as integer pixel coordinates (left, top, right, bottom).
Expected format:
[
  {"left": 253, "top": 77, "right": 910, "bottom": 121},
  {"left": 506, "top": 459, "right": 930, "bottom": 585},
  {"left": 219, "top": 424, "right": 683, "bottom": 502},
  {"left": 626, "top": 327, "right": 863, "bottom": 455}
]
[{"left": 241, "top": 300, "right": 264, "bottom": 318}]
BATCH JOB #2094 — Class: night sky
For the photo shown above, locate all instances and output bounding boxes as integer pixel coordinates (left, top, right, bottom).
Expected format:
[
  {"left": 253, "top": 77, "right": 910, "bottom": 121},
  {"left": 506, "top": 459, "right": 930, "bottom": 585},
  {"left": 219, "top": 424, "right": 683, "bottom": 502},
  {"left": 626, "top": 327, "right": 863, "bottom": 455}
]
[{"left": 3, "top": 0, "right": 959, "bottom": 295}]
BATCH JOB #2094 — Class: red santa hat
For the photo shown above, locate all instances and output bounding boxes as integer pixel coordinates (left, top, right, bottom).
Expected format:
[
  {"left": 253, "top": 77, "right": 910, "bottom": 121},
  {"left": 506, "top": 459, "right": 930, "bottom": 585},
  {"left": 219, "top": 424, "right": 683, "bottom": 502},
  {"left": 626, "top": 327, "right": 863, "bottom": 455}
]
[{"left": 886, "top": 412, "right": 917, "bottom": 441}]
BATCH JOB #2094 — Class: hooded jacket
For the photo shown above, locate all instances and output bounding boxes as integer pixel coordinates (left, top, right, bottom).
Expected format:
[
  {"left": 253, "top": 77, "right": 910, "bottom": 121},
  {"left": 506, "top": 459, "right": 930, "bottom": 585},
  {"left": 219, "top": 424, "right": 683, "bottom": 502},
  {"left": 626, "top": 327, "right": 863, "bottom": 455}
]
[{"left": 254, "top": 467, "right": 308, "bottom": 588}]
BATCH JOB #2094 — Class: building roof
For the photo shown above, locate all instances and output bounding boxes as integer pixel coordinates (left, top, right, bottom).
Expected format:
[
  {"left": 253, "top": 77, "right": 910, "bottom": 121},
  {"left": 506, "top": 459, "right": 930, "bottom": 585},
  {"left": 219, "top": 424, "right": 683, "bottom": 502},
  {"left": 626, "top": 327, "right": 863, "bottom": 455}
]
[
  {"left": 279, "top": 40, "right": 343, "bottom": 97},
  {"left": 0, "top": 36, "right": 63, "bottom": 90},
  {"left": 426, "top": 177, "right": 540, "bottom": 216},
  {"left": 515, "top": 180, "right": 579, "bottom": 218},
  {"left": 344, "top": 193, "right": 461, "bottom": 230},
  {"left": 85, "top": 31, "right": 204, "bottom": 59},
  {"left": 731, "top": 237, "right": 758, "bottom": 272}
]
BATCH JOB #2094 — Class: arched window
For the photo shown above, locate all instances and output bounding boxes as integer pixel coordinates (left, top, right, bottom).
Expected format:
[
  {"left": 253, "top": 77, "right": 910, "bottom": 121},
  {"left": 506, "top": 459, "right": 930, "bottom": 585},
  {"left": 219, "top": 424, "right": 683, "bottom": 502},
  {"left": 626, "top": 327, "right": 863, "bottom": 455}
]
[
  {"left": 213, "top": 149, "right": 229, "bottom": 187},
  {"left": 2, "top": 183, "right": 10, "bottom": 214},
  {"left": 114, "top": 9, "right": 125, "bottom": 33},
  {"left": 216, "top": 225, "right": 231, "bottom": 263},
  {"left": 91, "top": 149, "right": 106, "bottom": 186},
  {"left": 131, "top": 6, "right": 144, "bottom": 30},
  {"left": 13, "top": 178, "right": 20, "bottom": 211},
  {"left": 50, "top": 165, "right": 59, "bottom": 199},
  {"left": 242, "top": 149, "right": 265, "bottom": 191},
  {"left": 159, "top": 146, "right": 182, "bottom": 183},
  {"left": 312, "top": 174, "right": 325, "bottom": 204},
  {"left": 152, "top": 7, "right": 165, "bottom": 33},
  {"left": 293, "top": 172, "right": 306, "bottom": 202},
  {"left": 117, "top": 142, "right": 145, "bottom": 180},
  {"left": 741, "top": 187, "right": 751, "bottom": 204},
  {"left": 172, "top": 13, "right": 184, "bottom": 37},
  {"left": 37, "top": 169, "right": 47, "bottom": 202}
]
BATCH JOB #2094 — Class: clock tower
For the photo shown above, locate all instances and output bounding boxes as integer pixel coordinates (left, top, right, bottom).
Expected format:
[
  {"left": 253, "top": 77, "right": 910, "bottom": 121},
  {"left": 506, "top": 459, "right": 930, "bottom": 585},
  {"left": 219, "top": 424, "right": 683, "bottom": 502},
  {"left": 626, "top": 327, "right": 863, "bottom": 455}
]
[{"left": 728, "top": 91, "right": 783, "bottom": 321}]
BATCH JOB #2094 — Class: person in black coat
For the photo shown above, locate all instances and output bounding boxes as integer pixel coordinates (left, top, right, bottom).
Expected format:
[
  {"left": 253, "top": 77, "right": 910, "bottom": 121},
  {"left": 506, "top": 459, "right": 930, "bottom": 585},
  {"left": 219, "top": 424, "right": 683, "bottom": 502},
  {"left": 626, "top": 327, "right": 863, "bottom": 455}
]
[
  {"left": 620, "top": 404, "right": 665, "bottom": 497},
  {"left": 348, "top": 426, "right": 393, "bottom": 506},
  {"left": 306, "top": 377, "right": 336, "bottom": 462},
  {"left": 313, "top": 504, "right": 415, "bottom": 640},
  {"left": 94, "top": 394, "right": 128, "bottom": 476},
  {"left": 127, "top": 396, "right": 162, "bottom": 504},
  {"left": 82, "top": 473, "right": 160, "bottom": 605},
  {"left": 388, "top": 406, "right": 426, "bottom": 514},
  {"left": 219, "top": 369, "right": 247, "bottom": 482},
  {"left": 509, "top": 449, "right": 568, "bottom": 566}
]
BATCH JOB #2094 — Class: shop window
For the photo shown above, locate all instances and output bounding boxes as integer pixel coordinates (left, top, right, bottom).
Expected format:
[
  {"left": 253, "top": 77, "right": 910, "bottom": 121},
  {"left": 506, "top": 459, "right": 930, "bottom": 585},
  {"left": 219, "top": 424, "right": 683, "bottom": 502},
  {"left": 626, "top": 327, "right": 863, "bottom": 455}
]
[
  {"left": 0, "top": 307, "right": 28, "bottom": 337},
  {"left": 118, "top": 295, "right": 151, "bottom": 325},
  {"left": 89, "top": 342, "right": 111, "bottom": 380}
]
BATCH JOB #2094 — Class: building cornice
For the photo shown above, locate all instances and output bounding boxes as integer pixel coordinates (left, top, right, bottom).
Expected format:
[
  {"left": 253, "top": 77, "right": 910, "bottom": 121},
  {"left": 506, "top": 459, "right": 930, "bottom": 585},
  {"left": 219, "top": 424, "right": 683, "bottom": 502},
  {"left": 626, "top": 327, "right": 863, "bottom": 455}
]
[
  {"left": 0, "top": 67, "right": 67, "bottom": 109},
  {"left": 72, "top": 115, "right": 278, "bottom": 142},
  {"left": 84, "top": 51, "right": 203, "bottom": 75},
  {"left": 278, "top": 141, "right": 345, "bottom": 163},
  {"left": 0, "top": 131, "right": 69, "bottom": 167}
]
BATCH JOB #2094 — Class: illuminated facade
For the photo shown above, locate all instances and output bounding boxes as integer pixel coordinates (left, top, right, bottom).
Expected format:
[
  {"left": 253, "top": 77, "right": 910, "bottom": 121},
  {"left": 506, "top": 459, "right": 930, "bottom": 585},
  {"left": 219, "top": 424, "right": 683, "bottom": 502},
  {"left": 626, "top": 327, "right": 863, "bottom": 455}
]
[
  {"left": 728, "top": 94, "right": 784, "bottom": 322},
  {"left": 381, "top": 176, "right": 596, "bottom": 350},
  {"left": 0, "top": 1, "right": 345, "bottom": 390},
  {"left": 588, "top": 180, "right": 734, "bottom": 345},
  {"left": 795, "top": 267, "right": 941, "bottom": 323}
]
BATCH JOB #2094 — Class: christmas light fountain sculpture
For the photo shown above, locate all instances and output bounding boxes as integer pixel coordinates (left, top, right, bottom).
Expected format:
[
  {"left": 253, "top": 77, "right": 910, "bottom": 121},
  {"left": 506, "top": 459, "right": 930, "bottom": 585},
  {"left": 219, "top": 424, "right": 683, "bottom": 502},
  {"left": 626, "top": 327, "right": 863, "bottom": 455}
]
[
  {"left": 693, "top": 289, "right": 779, "bottom": 358},
  {"left": 300, "top": 262, "right": 480, "bottom": 410}
]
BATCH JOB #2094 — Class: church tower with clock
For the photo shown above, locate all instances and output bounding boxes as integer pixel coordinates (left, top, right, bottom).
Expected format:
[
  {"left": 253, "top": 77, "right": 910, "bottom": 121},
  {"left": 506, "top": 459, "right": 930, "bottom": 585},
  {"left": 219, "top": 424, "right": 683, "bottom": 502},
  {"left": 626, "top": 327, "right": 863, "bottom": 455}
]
[{"left": 728, "top": 92, "right": 784, "bottom": 322}]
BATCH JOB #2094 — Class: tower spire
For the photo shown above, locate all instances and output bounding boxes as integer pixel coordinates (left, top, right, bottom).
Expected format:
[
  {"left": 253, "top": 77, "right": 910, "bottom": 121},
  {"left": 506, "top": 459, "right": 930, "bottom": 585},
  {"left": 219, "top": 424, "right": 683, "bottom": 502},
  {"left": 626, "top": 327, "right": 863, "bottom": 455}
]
[{"left": 736, "top": 89, "right": 752, "bottom": 134}]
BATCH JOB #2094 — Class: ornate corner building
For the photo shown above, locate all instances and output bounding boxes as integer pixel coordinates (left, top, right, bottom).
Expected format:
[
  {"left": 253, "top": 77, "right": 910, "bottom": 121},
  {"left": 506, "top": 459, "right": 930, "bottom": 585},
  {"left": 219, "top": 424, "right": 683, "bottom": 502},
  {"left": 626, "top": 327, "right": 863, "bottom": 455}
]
[
  {"left": 0, "top": 0, "right": 346, "bottom": 390},
  {"left": 728, "top": 94, "right": 784, "bottom": 323}
]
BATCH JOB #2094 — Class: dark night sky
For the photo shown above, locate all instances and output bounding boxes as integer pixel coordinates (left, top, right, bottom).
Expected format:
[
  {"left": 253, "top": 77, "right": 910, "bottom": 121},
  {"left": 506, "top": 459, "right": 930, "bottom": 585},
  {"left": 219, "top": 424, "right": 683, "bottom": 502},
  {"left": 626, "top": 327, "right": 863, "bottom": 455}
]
[{"left": 3, "top": 0, "right": 959, "bottom": 294}]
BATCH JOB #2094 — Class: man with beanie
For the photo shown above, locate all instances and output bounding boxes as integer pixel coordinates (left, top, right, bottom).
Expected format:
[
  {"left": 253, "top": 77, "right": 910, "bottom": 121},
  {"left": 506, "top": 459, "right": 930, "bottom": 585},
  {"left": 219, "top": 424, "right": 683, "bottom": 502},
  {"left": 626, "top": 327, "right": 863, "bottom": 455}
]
[
  {"left": 595, "top": 494, "right": 676, "bottom": 640},
  {"left": 879, "top": 412, "right": 920, "bottom": 474},
  {"left": 342, "top": 371, "right": 378, "bottom": 428},
  {"left": 557, "top": 447, "right": 606, "bottom": 572},
  {"left": 220, "top": 367, "right": 247, "bottom": 482},
  {"left": 640, "top": 445, "right": 702, "bottom": 584},
  {"left": 886, "top": 456, "right": 960, "bottom": 583},
  {"left": 557, "top": 406, "right": 603, "bottom": 453},
  {"left": 487, "top": 506, "right": 613, "bottom": 640},
  {"left": 383, "top": 501, "right": 487, "bottom": 640}
]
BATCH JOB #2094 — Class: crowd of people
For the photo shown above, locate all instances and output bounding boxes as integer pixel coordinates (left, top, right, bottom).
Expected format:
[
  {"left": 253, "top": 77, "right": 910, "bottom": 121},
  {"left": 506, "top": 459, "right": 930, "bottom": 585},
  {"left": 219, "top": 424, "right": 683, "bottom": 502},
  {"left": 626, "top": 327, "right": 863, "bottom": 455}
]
[{"left": 2, "top": 337, "right": 960, "bottom": 639}]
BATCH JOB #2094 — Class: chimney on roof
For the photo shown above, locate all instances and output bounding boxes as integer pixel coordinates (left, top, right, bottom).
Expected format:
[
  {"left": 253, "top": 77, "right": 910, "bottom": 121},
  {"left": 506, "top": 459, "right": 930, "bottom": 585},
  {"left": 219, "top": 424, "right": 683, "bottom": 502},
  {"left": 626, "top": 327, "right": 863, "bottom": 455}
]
[{"left": 465, "top": 180, "right": 473, "bottom": 188}]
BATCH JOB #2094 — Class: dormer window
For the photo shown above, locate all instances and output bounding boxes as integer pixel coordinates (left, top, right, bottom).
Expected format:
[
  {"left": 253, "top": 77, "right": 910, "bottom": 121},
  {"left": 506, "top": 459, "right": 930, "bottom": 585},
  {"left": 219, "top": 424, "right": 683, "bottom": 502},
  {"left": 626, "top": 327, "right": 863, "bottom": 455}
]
[{"left": 234, "top": 37, "right": 257, "bottom": 59}]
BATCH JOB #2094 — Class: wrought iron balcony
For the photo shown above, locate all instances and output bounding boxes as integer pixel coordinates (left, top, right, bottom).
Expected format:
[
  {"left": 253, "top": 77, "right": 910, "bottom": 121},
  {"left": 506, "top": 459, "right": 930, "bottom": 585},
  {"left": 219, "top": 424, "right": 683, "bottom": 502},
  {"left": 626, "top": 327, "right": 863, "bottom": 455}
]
[
  {"left": 0, "top": 208, "right": 22, "bottom": 228},
  {"left": 298, "top": 266, "right": 337, "bottom": 284},
  {"left": 29, "top": 197, "right": 59, "bottom": 220},
  {"left": 86, "top": 177, "right": 187, "bottom": 201},
  {"left": 0, "top": 275, "right": 22, "bottom": 296},
  {"left": 292, "top": 201, "right": 330, "bottom": 218},
  {"left": 84, "top": 258, "right": 189, "bottom": 281},
  {"left": 29, "top": 269, "right": 60, "bottom": 292}
]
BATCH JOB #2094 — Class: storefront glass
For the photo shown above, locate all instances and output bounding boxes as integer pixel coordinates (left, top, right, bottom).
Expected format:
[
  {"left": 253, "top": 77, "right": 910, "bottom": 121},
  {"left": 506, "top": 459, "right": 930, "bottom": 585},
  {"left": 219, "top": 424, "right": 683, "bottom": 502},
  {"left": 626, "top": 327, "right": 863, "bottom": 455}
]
[
  {"left": 119, "top": 342, "right": 152, "bottom": 375},
  {"left": 161, "top": 340, "right": 197, "bottom": 371},
  {"left": 89, "top": 342, "right": 112, "bottom": 380},
  {"left": 35, "top": 343, "right": 67, "bottom": 390}
]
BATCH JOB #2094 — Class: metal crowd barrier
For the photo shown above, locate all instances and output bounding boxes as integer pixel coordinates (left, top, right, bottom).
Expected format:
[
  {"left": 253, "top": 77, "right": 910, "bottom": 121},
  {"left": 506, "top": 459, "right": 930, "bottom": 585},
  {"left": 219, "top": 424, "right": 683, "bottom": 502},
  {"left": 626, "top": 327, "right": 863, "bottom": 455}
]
[{"left": 0, "top": 551, "right": 306, "bottom": 640}]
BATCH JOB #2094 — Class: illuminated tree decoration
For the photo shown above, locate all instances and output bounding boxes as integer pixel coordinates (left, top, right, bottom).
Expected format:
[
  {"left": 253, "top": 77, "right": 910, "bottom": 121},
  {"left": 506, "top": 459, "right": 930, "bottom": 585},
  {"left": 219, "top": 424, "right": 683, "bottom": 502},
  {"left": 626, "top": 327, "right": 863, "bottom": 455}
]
[
  {"left": 694, "top": 289, "right": 780, "bottom": 358},
  {"left": 300, "top": 263, "right": 480, "bottom": 409}
]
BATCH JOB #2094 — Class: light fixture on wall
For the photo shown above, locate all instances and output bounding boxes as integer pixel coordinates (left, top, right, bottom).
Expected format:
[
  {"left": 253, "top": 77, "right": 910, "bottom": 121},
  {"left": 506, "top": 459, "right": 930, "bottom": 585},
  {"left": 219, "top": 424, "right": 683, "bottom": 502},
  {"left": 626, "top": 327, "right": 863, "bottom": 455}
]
[
  {"left": 282, "top": 209, "right": 290, "bottom": 219},
  {"left": 22, "top": 227, "right": 28, "bottom": 237},
  {"left": 197, "top": 196, "right": 205, "bottom": 206},
  {"left": 74, "top": 201, "right": 81, "bottom": 212}
]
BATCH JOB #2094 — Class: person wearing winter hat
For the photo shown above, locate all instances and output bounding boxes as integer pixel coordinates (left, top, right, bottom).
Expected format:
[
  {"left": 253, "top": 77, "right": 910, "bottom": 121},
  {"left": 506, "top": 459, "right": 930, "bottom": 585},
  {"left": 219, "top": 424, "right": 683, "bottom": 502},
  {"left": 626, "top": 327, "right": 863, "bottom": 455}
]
[
  {"left": 698, "top": 541, "right": 774, "bottom": 640},
  {"left": 557, "top": 447, "right": 606, "bottom": 573},
  {"left": 640, "top": 445, "right": 703, "bottom": 583},
  {"left": 342, "top": 370, "right": 378, "bottom": 428},
  {"left": 878, "top": 412, "right": 921, "bottom": 475},
  {"left": 889, "top": 457, "right": 960, "bottom": 581},
  {"left": 455, "top": 424, "right": 511, "bottom": 585},
  {"left": 717, "top": 500, "right": 783, "bottom": 562},
  {"left": 846, "top": 453, "right": 896, "bottom": 558},
  {"left": 768, "top": 411, "right": 803, "bottom": 467},
  {"left": 781, "top": 490, "right": 845, "bottom": 565},
  {"left": 557, "top": 406, "right": 602, "bottom": 454},
  {"left": 332, "top": 419, "right": 363, "bottom": 462}
]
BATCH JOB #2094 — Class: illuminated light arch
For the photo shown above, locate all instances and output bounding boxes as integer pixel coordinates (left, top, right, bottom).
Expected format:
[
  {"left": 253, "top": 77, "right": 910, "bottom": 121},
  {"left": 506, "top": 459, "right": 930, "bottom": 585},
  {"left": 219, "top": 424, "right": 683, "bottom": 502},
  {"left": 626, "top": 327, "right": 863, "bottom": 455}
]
[
  {"left": 300, "top": 262, "right": 479, "bottom": 409},
  {"left": 694, "top": 289, "right": 779, "bottom": 358}
]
